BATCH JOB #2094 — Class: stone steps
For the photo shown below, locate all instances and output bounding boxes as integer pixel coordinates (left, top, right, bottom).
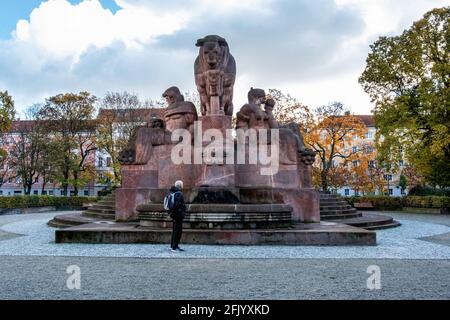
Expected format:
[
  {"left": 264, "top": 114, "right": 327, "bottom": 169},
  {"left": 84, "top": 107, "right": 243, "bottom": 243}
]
[
  {"left": 319, "top": 193, "right": 400, "bottom": 230},
  {"left": 55, "top": 221, "right": 376, "bottom": 245},
  {"left": 80, "top": 190, "right": 116, "bottom": 220},
  {"left": 84, "top": 207, "right": 116, "bottom": 214},
  {"left": 320, "top": 212, "right": 362, "bottom": 220},
  {"left": 326, "top": 213, "right": 401, "bottom": 230},
  {"left": 320, "top": 205, "right": 354, "bottom": 210},
  {"left": 82, "top": 211, "right": 116, "bottom": 219},
  {"left": 321, "top": 209, "right": 359, "bottom": 216},
  {"left": 47, "top": 212, "right": 98, "bottom": 229},
  {"left": 48, "top": 192, "right": 116, "bottom": 228}
]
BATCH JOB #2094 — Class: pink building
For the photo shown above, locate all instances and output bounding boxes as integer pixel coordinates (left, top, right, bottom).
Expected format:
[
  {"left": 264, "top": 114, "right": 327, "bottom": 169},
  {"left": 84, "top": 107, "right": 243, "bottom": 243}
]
[{"left": 0, "top": 120, "right": 104, "bottom": 197}]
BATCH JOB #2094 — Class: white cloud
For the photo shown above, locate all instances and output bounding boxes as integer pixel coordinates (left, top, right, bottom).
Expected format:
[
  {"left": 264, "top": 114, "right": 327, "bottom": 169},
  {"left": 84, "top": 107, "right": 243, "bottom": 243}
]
[
  {"left": 0, "top": 0, "right": 448, "bottom": 116},
  {"left": 12, "top": 0, "right": 188, "bottom": 60}
]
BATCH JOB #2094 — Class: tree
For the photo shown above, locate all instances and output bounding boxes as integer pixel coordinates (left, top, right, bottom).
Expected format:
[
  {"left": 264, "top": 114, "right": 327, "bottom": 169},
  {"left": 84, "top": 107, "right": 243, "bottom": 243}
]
[
  {"left": 8, "top": 126, "right": 43, "bottom": 195},
  {"left": 37, "top": 92, "right": 97, "bottom": 196},
  {"left": 305, "top": 102, "right": 368, "bottom": 192},
  {"left": 0, "top": 91, "right": 15, "bottom": 135},
  {"left": 398, "top": 173, "right": 408, "bottom": 194},
  {"left": 359, "top": 7, "right": 450, "bottom": 187},
  {"left": 0, "top": 91, "right": 16, "bottom": 189},
  {"left": 97, "top": 92, "right": 150, "bottom": 183},
  {"left": 346, "top": 143, "right": 378, "bottom": 195},
  {"left": 0, "top": 146, "right": 12, "bottom": 189},
  {"left": 267, "top": 88, "right": 313, "bottom": 128},
  {"left": 7, "top": 106, "right": 54, "bottom": 195}
]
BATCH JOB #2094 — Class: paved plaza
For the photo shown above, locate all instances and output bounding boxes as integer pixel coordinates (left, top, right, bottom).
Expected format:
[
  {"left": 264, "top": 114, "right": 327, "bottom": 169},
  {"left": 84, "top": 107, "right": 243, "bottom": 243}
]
[{"left": 0, "top": 211, "right": 449, "bottom": 299}]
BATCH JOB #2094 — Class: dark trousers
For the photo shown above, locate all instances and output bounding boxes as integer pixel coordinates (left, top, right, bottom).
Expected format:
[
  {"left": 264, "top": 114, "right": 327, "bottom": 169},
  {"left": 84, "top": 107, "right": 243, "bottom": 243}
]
[{"left": 171, "top": 218, "right": 183, "bottom": 249}]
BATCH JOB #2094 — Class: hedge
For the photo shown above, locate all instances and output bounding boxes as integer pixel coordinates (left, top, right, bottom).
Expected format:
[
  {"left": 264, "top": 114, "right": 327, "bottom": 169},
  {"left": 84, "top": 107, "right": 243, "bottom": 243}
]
[
  {"left": 0, "top": 196, "right": 99, "bottom": 209},
  {"left": 408, "top": 186, "right": 450, "bottom": 196},
  {"left": 344, "top": 195, "right": 449, "bottom": 210}
]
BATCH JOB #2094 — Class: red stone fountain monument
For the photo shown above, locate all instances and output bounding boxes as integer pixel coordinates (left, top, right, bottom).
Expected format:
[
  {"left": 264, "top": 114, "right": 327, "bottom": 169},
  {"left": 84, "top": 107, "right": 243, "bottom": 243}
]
[{"left": 52, "top": 35, "right": 376, "bottom": 245}]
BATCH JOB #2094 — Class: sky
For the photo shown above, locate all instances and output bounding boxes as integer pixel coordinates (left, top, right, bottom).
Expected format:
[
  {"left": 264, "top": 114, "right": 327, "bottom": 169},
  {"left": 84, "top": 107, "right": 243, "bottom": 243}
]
[{"left": 0, "top": 0, "right": 448, "bottom": 118}]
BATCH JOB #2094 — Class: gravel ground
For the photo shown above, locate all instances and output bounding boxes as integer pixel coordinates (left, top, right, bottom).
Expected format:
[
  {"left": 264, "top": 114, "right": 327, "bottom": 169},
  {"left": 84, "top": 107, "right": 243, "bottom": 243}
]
[
  {"left": 0, "top": 256, "right": 448, "bottom": 300},
  {"left": 0, "top": 211, "right": 449, "bottom": 259},
  {"left": 381, "top": 210, "right": 450, "bottom": 227},
  {"left": 0, "top": 211, "right": 449, "bottom": 300}
]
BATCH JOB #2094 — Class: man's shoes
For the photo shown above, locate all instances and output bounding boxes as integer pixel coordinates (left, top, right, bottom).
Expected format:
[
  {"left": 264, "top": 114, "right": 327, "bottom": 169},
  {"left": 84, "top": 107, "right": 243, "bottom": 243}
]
[
  {"left": 175, "top": 247, "right": 185, "bottom": 252},
  {"left": 169, "top": 248, "right": 178, "bottom": 252}
]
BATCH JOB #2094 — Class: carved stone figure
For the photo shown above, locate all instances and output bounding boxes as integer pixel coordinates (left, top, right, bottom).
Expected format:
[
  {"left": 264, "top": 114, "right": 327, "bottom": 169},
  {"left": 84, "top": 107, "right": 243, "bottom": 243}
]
[
  {"left": 117, "top": 87, "right": 198, "bottom": 165},
  {"left": 235, "top": 87, "right": 317, "bottom": 165},
  {"left": 163, "top": 87, "right": 198, "bottom": 136},
  {"left": 117, "top": 122, "right": 166, "bottom": 165},
  {"left": 236, "top": 88, "right": 267, "bottom": 130},
  {"left": 194, "top": 35, "right": 236, "bottom": 116}
]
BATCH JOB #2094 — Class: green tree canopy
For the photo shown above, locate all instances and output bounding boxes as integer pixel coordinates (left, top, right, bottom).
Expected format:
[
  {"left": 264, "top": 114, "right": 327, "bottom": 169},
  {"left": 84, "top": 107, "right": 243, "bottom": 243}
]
[
  {"left": 0, "top": 90, "right": 15, "bottom": 135},
  {"left": 359, "top": 7, "right": 450, "bottom": 187}
]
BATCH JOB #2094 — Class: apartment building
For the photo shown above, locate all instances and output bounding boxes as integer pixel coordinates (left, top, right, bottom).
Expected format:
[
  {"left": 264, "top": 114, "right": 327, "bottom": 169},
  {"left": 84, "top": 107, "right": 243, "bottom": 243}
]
[{"left": 334, "top": 115, "right": 407, "bottom": 197}]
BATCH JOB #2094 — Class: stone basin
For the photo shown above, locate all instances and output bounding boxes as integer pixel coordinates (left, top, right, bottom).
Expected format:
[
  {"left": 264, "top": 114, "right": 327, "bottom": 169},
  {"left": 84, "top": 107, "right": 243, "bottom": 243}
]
[{"left": 137, "top": 203, "right": 292, "bottom": 229}]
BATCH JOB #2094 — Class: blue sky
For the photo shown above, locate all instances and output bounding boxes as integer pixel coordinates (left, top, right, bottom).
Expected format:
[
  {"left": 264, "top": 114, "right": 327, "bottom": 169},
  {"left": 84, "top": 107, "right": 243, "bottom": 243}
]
[
  {"left": 0, "top": 0, "right": 447, "bottom": 117},
  {"left": 0, "top": 0, "right": 120, "bottom": 39}
]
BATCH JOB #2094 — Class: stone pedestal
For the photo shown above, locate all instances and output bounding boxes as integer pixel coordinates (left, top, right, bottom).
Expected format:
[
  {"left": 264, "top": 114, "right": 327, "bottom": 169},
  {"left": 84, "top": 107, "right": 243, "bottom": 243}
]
[
  {"left": 209, "top": 95, "right": 224, "bottom": 115},
  {"left": 196, "top": 114, "right": 235, "bottom": 187}
]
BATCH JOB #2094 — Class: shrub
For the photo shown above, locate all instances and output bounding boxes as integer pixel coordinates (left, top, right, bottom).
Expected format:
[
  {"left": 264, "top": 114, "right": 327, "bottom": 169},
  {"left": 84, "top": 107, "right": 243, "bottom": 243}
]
[
  {"left": 0, "top": 196, "right": 98, "bottom": 209},
  {"left": 345, "top": 196, "right": 403, "bottom": 210},
  {"left": 408, "top": 185, "right": 450, "bottom": 196},
  {"left": 344, "top": 195, "right": 449, "bottom": 210},
  {"left": 404, "top": 196, "right": 449, "bottom": 208}
]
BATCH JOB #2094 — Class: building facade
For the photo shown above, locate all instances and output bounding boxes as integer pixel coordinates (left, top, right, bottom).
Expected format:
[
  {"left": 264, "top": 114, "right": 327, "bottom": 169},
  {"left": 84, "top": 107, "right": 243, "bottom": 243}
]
[
  {"left": 334, "top": 115, "right": 407, "bottom": 197},
  {"left": 0, "top": 120, "right": 110, "bottom": 197}
]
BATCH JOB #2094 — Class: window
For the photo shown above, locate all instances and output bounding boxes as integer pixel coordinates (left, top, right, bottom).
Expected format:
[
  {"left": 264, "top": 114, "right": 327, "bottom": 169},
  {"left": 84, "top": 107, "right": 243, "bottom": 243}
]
[
  {"left": 352, "top": 160, "right": 358, "bottom": 167},
  {"left": 365, "top": 132, "right": 373, "bottom": 139},
  {"left": 49, "top": 190, "right": 54, "bottom": 196},
  {"left": 368, "top": 160, "right": 375, "bottom": 168},
  {"left": 8, "top": 177, "right": 12, "bottom": 184},
  {"left": 0, "top": 190, "right": 3, "bottom": 196},
  {"left": 384, "top": 174, "right": 393, "bottom": 181},
  {"left": 106, "top": 157, "right": 112, "bottom": 167},
  {"left": 345, "top": 189, "right": 350, "bottom": 196},
  {"left": 14, "top": 190, "right": 22, "bottom": 195},
  {"left": 98, "top": 157, "right": 103, "bottom": 167},
  {"left": 355, "top": 190, "right": 359, "bottom": 196},
  {"left": 389, "top": 189, "right": 393, "bottom": 195},
  {"left": 33, "top": 190, "right": 38, "bottom": 195},
  {"left": 352, "top": 146, "right": 357, "bottom": 153},
  {"left": 42, "top": 190, "right": 47, "bottom": 195},
  {"left": 399, "top": 160, "right": 404, "bottom": 167},
  {"left": 34, "top": 177, "right": 39, "bottom": 183},
  {"left": 84, "top": 190, "right": 89, "bottom": 196},
  {"left": 70, "top": 190, "right": 76, "bottom": 196},
  {"left": 367, "top": 147, "right": 374, "bottom": 153}
]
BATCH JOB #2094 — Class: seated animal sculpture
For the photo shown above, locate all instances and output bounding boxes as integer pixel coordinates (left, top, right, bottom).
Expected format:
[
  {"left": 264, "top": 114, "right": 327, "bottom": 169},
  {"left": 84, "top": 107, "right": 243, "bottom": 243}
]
[
  {"left": 236, "top": 88, "right": 267, "bottom": 130},
  {"left": 194, "top": 35, "right": 236, "bottom": 116},
  {"left": 117, "top": 87, "right": 198, "bottom": 165},
  {"left": 236, "top": 87, "right": 315, "bottom": 166}
]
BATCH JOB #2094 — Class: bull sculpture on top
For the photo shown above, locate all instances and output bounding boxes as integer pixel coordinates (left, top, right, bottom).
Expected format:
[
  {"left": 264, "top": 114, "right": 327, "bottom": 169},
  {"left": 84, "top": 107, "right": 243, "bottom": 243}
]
[{"left": 194, "top": 35, "right": 236, "bottom": 116}]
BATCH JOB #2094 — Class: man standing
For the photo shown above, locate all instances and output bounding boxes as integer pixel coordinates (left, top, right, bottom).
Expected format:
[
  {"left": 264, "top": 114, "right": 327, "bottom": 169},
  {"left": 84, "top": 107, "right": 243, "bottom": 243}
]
[{"left": 169, "top": 180, "right": 186, "bottom": 252}]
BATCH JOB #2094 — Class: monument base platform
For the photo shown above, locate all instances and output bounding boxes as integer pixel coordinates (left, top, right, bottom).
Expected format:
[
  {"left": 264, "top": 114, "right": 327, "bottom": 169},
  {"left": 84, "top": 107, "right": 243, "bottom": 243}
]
[{"left": 55, "top": 219, "right": 376, "bottom": 246}]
